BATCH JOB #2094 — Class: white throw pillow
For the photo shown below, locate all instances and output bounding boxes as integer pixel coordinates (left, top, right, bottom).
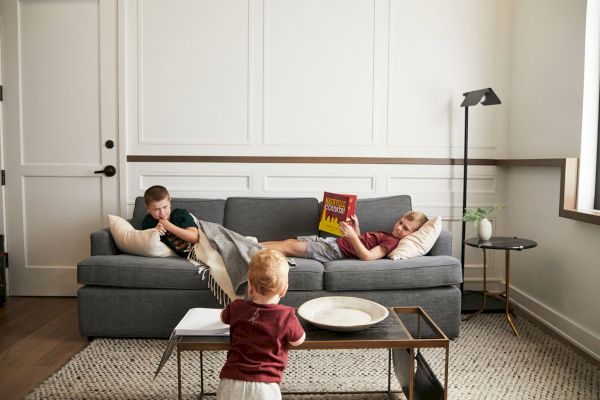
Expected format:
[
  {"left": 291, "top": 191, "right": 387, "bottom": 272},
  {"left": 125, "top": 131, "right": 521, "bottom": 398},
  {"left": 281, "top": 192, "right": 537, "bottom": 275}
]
[
  {"left": 108, "top": 215, "right": 177, "bottom": 257},
  {"left": 387, "top": 216, "right": 442, "bottom": 260}
]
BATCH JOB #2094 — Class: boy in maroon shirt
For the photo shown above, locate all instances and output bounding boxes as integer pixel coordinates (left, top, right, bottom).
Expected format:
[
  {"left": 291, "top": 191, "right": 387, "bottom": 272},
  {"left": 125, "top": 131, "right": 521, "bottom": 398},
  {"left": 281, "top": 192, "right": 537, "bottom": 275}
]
[
  {"left": 217, "top": 249, "right": 306, "bottom": 400},
  {"left": 261, "top": 210, "right": 428, "bottom": 263}
]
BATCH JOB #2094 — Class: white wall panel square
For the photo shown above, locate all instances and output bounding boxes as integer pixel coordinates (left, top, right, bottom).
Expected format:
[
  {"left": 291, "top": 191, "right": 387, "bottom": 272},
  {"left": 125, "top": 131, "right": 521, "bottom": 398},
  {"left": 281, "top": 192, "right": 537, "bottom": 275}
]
[
  {"left": 139, "top": 0, "right": 249, "bottom": 144},
  {"left": 264, "top": 0, "right": 375, "bottom": 145},
  {"left": 388, "top": 0, "right": 500, "bottom": 152},
  {"left": 23, "top": 177, "right": 102, "bottom": 267},
  {"left": 20, "top": 0, "right": 101, "bottom": 164},
  {"left": 387, "top": 175, "right": 496, "bottom": 194}
]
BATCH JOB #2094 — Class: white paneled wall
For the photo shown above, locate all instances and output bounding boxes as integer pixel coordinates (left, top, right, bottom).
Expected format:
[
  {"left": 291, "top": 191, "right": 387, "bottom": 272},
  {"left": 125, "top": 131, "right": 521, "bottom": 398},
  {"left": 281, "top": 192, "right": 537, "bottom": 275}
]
[
  {"left": 124, "top": 0, "right": 509, "bottom": 158},
  {"left": 388, "top": 0, "right": 503, "bottom": 152},
  {"left": 264, "top": 0, "right": 376, "bottom": 146}
]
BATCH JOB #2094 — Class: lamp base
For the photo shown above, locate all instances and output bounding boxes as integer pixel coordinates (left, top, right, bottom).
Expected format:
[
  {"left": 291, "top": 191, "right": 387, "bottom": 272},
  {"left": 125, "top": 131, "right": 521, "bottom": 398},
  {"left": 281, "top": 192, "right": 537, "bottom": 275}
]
[{"left": 461, "top": 290, "right": 505, "bottom": 313}]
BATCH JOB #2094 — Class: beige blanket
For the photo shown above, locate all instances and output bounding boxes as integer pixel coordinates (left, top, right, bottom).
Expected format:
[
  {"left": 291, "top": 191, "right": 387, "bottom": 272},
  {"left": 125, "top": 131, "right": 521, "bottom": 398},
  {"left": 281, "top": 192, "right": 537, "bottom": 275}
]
[{"left": 187, "top": 216, "right": 262, "bottom": 305}]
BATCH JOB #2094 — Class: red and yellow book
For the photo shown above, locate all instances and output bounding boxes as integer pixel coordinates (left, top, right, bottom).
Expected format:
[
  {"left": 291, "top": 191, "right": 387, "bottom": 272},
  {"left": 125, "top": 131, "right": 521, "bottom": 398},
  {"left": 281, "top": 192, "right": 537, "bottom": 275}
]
[{"left": 318, "top": 192, "right": 357, "bottom": 236}]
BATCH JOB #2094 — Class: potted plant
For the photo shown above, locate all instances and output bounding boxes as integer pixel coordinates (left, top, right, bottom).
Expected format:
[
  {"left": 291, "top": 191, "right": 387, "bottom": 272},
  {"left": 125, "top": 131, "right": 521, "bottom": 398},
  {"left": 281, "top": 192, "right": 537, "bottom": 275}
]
[{"left": 462, "top": 205, "right": 501, "bottom": 240}]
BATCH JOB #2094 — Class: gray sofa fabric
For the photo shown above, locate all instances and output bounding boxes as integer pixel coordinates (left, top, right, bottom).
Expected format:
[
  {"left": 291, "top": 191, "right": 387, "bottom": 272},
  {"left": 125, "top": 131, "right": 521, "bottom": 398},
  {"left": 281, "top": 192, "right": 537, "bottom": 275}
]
[
  {"left": 79, "top": 255, "right": 204, "bottom": 290},
  {"left": 323, "top": 256, "right": 462, "bottom": 291},
  {"left": 78, "top": 286, "right": 223, "bottom": 338},
  {"left": 77, "top": 195, "right": 462, "bottom": 339},
  {"left": 224, "top": 197, "right": 319, "bottom": 241}
]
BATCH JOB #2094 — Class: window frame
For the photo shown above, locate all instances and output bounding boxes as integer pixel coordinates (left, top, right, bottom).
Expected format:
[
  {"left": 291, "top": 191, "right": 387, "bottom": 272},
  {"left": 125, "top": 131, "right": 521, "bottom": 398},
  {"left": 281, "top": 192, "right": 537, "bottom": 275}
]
[{"left": 595, "top": 98, "right": 600, "bottom": 210}]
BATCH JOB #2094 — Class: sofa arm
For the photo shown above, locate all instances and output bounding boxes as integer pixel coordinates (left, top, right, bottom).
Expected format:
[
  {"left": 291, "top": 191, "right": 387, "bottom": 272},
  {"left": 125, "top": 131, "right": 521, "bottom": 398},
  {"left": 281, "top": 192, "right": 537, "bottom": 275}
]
[
  {"left": 427, "top": 230, "right": 452, "bottom": 257},
  {"left": 90, "top": 228, "right": 120, "bottom": 256}
]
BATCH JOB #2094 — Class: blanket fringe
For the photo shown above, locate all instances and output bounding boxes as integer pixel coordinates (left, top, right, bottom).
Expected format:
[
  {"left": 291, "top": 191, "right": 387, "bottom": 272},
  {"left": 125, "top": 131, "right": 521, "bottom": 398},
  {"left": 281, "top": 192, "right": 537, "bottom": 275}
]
[{"left": 189, "top": 248, "right": 232, "bottom": 307}]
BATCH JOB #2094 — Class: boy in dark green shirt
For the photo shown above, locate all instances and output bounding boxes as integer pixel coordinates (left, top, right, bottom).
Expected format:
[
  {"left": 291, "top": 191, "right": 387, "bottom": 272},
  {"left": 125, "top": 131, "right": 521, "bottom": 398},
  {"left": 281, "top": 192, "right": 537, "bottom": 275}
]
[{"left": 141, "top": 185, "right": 198, "bottom": 257}]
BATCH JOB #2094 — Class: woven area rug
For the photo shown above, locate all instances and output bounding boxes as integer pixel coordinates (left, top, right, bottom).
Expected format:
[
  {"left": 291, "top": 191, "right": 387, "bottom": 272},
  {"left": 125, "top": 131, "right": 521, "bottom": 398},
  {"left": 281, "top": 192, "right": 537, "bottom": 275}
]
[{"left": 26, "top": 314, "right": 599, "bottom": 399}]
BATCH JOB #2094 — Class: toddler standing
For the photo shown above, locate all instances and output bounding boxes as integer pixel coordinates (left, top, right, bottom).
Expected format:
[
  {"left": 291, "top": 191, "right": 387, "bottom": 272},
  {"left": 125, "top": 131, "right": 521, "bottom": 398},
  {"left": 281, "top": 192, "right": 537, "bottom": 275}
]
[{"left": 217, "top": 249, "right": 306, "bottom": 400}]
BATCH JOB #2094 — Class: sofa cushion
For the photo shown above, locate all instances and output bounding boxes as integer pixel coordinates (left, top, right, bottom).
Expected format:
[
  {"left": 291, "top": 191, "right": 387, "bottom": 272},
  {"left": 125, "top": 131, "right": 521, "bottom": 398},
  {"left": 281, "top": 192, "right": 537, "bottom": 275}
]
[
  {"left": 131, "top": 197, "right": 226, "bottom": 229},
  {"left": 287, "top": 258, "right": 324, "bottom": 291},
  {"left": 78, "top": 255, "right": 209, "bottom": 290},
  {"left": 224, "top": 197, "right": 319, "bottom": 241},
  {"left": 78, "top": 254, "right": 325, "bottom": 292},
  {"left": 323, "top": 256, "right": 462, "bottom": 291}
]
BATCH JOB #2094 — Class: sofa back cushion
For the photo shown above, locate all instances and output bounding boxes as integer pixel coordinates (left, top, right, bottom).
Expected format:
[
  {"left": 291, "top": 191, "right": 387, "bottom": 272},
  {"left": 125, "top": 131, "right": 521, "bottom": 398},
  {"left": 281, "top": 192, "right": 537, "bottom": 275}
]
[
  {"left": 131, "top": 197, "right": 226, "bottom": 229},
  {"left": 353, "top": 195, "right": 412, "bottom": 233},
  {"left": 224, "top": 197, "right": 319, "bottom": 241}
]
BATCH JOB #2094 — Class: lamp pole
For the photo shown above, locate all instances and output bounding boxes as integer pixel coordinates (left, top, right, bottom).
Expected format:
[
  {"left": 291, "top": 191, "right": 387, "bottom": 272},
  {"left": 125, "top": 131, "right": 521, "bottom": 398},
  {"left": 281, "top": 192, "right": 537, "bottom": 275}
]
[
  {"left": 459, "top": 88, "right": 501, "bottom": 312},
  {"left": 460, "top": 106, "right": 469, "bottom": 292}
]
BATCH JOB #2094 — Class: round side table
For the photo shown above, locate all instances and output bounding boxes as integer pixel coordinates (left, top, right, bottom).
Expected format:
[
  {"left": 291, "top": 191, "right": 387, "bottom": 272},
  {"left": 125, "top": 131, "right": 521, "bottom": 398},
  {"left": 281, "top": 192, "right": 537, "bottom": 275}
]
[{"left": 463, "top": 236, "right": 537, "bottom": 336}]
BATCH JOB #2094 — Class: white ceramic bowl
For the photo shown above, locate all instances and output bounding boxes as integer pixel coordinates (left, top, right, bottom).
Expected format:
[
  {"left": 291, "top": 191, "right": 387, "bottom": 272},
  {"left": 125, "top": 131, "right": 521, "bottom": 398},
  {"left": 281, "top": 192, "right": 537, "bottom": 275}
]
[{"left": 298, "top": 296, "right": 389, "bottom": 332}]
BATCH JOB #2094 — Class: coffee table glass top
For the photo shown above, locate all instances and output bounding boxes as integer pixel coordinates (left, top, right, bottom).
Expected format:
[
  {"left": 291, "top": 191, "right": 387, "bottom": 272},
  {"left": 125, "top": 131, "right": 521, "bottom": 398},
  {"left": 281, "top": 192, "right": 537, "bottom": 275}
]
[{"left": 464, "top": 236, "right": 537, "bottom": 250}]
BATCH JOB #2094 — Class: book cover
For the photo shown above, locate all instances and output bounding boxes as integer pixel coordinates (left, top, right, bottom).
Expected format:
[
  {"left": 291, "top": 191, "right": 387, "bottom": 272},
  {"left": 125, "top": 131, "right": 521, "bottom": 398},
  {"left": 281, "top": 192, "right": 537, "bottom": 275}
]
[
  {"left": 318, "top": 192, "right": 357, "bottom": 236},
  {"left": 174, "top": 308, "right": 229, "bottom": 336}
]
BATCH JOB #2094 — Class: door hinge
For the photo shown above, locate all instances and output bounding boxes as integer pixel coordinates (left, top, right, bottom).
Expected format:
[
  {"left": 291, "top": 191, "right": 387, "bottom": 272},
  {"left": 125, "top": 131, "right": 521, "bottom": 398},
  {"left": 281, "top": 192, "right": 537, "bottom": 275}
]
[
  {"left": 4, "top": 253, "right": 8, "bottom": 269},
  {"left": 1, "top": 170, "right": 4, "bottom": 186},
  {"left": 0, "top": 85, "right": 3, "bottom": 101}
]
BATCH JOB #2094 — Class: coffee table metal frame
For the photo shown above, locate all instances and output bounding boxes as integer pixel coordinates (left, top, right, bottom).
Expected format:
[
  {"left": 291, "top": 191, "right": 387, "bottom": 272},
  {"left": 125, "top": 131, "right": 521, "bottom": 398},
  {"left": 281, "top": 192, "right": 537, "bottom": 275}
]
[
  {"left": 176, "top": 306, "right": 449, "bottom": 400},
  {"left": 463, "top": 236, "right": 537, "bottom": 336}
]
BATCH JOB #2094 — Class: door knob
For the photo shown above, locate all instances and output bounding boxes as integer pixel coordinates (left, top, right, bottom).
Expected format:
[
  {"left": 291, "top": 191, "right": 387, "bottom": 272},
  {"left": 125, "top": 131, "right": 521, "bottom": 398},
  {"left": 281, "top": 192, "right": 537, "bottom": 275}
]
[{"left": 94, "top": 165, "right": 117, "bottom": 177}]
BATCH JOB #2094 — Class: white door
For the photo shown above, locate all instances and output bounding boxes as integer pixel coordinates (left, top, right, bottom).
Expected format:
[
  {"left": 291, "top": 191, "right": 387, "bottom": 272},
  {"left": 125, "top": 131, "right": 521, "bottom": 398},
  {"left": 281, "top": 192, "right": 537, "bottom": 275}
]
[{"left": 0, "top": 0, "right": 120, "bottom": 295}]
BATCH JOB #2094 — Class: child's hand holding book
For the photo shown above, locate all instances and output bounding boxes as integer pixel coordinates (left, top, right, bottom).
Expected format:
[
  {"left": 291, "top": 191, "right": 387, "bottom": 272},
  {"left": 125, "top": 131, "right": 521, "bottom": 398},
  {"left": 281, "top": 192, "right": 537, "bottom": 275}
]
[
  {"left": 339, "top": 220, "right": 358, "bottom": 239},
  {"left": 348, "top": 214, "right": 360, "bottom": 235}
]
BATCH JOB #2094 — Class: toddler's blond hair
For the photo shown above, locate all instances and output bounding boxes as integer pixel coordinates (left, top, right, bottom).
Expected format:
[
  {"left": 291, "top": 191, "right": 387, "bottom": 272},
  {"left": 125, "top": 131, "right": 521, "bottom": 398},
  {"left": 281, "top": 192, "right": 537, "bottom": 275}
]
[{"left": 248, "top": 249, "right": 289, "bottom": 295}]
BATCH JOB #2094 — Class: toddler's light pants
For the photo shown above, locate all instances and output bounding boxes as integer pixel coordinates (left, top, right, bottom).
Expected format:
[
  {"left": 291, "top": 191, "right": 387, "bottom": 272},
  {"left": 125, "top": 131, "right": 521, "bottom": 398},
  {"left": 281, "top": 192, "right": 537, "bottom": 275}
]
[{"left": 216, "top": 378, "right": 281, "bottom": 400}]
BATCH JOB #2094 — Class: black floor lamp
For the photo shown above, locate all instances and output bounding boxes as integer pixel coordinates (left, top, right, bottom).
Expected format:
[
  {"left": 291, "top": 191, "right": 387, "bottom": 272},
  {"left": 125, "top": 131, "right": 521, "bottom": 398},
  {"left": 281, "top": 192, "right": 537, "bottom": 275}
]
[{"left": 459, "top": 88, "right": 501, "bottom": 299}]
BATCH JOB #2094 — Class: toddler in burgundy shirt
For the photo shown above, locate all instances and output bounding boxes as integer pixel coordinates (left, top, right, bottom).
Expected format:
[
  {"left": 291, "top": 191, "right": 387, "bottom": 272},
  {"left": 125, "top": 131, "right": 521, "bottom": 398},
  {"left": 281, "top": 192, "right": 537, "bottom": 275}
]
[{"left": 217, "top": 249, "right": 306, "bottom": 400}]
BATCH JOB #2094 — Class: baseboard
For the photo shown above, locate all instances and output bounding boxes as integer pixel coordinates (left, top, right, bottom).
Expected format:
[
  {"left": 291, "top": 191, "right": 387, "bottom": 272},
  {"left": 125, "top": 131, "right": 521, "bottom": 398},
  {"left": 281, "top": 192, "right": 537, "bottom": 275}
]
[{"left": 510, "top": 285, "right": 600, "bottom": 363}]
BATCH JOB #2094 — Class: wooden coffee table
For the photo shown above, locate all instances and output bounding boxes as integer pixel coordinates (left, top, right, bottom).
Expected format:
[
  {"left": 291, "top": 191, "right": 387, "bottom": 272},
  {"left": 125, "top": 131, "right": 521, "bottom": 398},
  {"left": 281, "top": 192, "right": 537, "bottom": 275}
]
[{"left": 176, "top": 306, "right": 449, "bottom": 399}]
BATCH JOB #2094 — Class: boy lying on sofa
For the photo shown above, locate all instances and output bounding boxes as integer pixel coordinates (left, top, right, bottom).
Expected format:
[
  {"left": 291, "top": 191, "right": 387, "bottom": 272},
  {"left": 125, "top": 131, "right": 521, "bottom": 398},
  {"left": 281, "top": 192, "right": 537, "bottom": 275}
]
[{"left": 261, "top": 211, "right": 428, "bottom": 262}]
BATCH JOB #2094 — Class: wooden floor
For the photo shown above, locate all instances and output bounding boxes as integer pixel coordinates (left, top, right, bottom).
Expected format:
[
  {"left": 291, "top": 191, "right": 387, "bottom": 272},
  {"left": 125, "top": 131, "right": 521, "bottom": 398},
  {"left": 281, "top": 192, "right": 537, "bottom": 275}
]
[{"left": 0, "top": 297, "right": 88, "bottom": 400}]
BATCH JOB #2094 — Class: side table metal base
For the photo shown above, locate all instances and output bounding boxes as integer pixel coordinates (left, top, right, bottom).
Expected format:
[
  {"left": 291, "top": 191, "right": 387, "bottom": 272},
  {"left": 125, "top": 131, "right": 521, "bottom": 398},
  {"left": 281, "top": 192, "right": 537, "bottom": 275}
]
[
  {"left": 461, "top": 290, "right": 505, "bottom": 313},
  {"left": 462, "top": 238, "right": 538, "bottom": 338}
]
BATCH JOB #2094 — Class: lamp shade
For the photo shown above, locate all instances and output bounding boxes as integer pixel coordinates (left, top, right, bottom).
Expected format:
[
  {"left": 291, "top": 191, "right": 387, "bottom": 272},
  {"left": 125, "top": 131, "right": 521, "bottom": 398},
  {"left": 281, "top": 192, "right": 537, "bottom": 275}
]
[{"left": 460, "top": 88, "right": 501, "bottom": 107}]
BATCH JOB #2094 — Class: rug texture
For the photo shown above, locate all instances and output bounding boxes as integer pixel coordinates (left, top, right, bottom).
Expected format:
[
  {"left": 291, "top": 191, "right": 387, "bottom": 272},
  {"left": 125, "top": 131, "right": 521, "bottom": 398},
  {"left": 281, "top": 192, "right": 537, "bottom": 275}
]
[{"left": 26, "top": 314, "right": 599, "bottom": 399}]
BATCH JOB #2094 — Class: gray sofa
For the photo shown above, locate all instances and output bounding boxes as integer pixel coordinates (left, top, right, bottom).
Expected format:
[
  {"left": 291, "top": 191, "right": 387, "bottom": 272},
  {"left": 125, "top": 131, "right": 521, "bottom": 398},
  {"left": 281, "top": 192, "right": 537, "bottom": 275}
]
[{"left": 77, "top": 195, "right": 462, "bottom": 339}]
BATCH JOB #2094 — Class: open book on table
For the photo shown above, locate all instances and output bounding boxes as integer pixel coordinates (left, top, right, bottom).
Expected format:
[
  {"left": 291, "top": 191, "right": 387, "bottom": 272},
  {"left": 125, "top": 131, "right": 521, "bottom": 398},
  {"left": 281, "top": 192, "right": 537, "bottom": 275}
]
[
  {"left": 174, "top": 307, "right": 229, "bottom": 336},
  {"left": 155, "top": 307, "right": 229, "bottom": 378}
]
